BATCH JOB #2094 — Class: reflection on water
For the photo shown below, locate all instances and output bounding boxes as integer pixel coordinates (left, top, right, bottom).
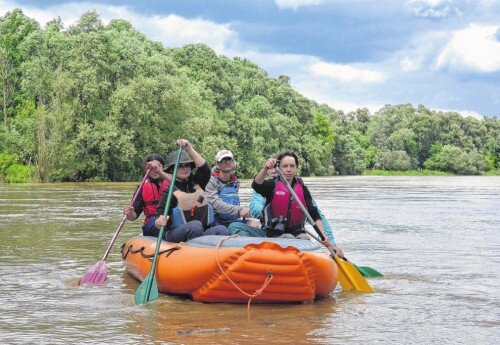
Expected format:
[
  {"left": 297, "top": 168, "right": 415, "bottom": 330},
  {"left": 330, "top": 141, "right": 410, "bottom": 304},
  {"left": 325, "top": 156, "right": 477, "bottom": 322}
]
[{"left": 0, "top": 177, "right": 498, "bottom": 344}]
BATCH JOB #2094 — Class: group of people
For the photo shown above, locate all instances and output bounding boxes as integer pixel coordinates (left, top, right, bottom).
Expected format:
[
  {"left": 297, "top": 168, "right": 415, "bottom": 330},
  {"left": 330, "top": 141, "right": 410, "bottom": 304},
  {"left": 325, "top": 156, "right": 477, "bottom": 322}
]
[{"left": 123, "top": 139, "right": 344, "bottom": 257}]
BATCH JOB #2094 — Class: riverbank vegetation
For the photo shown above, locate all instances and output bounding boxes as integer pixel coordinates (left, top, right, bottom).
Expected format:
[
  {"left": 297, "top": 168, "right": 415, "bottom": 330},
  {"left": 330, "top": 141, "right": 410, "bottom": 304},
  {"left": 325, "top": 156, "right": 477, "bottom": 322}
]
[{"left": 1, "top": 10, "right": 499, "bottom": 182}]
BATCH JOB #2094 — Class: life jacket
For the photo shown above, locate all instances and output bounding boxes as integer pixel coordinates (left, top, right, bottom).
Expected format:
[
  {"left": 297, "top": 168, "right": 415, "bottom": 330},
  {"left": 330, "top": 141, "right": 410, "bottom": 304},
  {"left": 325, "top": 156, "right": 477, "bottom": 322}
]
[
  {"left": 170, "top": 184, "right": 214, "bottom": 229},
  {"left": 212, "top": 171, "right": 240, "bottom": 224},
  {"left": 264, "top": 178, "right": 306, "bottom": 234},
  {"left": 142, "top": 179, "right": 170, "bottom": 224}
]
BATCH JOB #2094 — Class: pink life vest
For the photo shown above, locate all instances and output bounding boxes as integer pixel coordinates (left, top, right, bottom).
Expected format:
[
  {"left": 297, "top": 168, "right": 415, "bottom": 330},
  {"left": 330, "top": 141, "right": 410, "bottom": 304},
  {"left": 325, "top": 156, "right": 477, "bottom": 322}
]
[
  {"left": 270, "top": 179, "right": 306, "bottom": 230},
  {"left": 142, "top": 179, "right": 170, "bottom": 224}
]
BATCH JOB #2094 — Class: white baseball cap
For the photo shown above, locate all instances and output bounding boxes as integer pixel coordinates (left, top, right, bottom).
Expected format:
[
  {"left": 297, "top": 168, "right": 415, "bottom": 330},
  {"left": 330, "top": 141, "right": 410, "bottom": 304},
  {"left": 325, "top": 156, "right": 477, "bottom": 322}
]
[{"left": 216, "top": 150, "right": 234, "bottom": 162}]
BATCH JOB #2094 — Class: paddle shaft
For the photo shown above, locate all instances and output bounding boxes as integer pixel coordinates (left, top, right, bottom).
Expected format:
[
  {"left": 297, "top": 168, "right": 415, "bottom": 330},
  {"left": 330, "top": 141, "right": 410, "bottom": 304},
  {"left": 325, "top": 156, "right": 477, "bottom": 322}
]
[
  {"left": 101, "top": 169, "right": 151, "bottom": 261},
  {"left": 141, "top": 146, "right": 182, "bottom": 302}
]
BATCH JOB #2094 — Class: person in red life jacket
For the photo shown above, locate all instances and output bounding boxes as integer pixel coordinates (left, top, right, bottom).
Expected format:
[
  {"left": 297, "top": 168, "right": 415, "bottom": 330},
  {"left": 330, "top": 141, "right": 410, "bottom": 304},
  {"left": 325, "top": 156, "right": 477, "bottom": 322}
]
[
  {"left": 122, "top": 153, "right": 171, "bottom": 236},
  {"left": 154, "top": 139, "right": 230, "bottom": 243},
  {"left": 252, "top": 150, "right": 333, "bottom": 245}
]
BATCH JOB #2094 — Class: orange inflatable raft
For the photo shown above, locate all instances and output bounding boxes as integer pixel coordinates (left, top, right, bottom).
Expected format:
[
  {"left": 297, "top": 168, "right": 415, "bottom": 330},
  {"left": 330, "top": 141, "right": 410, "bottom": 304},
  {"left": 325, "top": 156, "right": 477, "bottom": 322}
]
[{"left": 121, "top": 235, "right": 338, "bottom": 303}]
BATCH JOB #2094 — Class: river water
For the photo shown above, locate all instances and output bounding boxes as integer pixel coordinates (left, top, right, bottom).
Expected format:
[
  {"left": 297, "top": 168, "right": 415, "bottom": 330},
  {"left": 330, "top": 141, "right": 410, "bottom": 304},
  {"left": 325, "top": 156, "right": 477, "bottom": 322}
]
[{"left": 0, "top": 176, "right": 498, "bottom": 344}]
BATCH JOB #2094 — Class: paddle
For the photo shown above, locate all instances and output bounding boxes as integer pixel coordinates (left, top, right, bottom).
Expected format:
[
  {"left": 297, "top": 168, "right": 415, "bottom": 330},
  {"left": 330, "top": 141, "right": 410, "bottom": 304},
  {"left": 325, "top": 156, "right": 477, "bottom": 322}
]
[
  {"left": 134, "top": 145, "right": 182, "bottom": 304},
  {"left": 274, "top": 167, "right": 373, "bottom": 293},
  {"left": 353, "top": 263, "right": 383, "bottom": 278},
  {"left": 80, "top": 168, "right": 151, "bottom": 286}
]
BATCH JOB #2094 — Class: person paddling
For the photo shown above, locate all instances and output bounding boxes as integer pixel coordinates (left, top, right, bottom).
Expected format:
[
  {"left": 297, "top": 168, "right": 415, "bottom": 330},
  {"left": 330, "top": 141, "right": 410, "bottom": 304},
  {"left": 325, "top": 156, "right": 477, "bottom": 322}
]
[
  {"left": 153, "top": 139, "right": 230, "bottom": 243},
  {"left": 249, "top": 165, "right": 343, "bottom": 256},
  {"left": 252, "top": 149, "right": 344, "bottom": 256},
  {"left": 122, "top": 153, "right": 171, "bottom": 236}
]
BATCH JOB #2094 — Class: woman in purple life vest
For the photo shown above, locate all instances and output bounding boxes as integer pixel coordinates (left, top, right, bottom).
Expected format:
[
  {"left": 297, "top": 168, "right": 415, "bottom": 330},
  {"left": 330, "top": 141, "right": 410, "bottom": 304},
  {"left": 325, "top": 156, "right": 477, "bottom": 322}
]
[{"left": 252, "top": 150, "right": 335, "bottom": 246}]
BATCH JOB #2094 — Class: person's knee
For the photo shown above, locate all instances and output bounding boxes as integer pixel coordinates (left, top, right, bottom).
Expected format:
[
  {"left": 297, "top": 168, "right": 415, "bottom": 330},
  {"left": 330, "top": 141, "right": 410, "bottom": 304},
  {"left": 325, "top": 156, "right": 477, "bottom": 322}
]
[
  {"left": 295, "top": 232, "right": 310, "bottom": 240},
  {"left": 186, "top": 221, "right": 204, "bottom": 236},
  {"left": 142, "top": 218, "right": 159, "bottom": 237},
  {"left": 246, "top": 218, "right": 261, "bottom": 229},
  {"left": 189, "top": 220, "right": 203, "bottom": 228},
  {"left": 278, "top": 233, "right": 295, "bottom": 239},
  {"left": 228, "top": 223, "right": 249, "bottom": 236},
  {"left": 211, "top": 225, "right": 230, "bottom": 235}
]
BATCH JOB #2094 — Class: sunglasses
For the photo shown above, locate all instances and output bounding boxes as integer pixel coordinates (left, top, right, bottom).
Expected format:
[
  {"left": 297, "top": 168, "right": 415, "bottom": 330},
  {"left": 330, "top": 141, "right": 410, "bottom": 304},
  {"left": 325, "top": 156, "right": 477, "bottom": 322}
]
[
  {"left": 219, "top": 158, "right": 233, "bottom": 163},
  {"left": 178, "top": 163, "right": 192, "bottom": 168}
]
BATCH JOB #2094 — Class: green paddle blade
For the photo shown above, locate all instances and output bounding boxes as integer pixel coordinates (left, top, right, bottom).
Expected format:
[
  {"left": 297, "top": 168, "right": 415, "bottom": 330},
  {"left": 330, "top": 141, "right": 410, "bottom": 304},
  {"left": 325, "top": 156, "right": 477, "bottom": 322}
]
[
  {"left": 354, "top": 264, "right": 383, "bottom": 278},
  {"left": 134, "top": 272, "right": 159, "bottom": 305}
]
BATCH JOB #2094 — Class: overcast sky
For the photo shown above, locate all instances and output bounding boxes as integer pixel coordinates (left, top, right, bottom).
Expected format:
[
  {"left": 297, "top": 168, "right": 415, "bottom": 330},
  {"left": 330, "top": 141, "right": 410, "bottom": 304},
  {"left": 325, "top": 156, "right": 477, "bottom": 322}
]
[{"left": 1, "top": 0, "right": 499, "bottom": 118}]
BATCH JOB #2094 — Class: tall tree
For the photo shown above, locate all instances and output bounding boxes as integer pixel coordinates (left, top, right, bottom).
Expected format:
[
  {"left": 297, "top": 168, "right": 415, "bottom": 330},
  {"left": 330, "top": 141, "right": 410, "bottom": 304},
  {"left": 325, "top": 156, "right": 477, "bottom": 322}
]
[{"left": 0, "top": 9, "right": 39, "bottom": 126}]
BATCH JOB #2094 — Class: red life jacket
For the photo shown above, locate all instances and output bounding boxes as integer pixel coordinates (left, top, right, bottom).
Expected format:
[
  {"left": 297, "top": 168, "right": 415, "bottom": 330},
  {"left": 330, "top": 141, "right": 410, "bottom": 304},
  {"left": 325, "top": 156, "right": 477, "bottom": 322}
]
[
  {"left": 142, "top": 179, "right": 169, "bottom": 224},
  {"left": 269, "top": 179, "right": 306, "bottom": 231}
]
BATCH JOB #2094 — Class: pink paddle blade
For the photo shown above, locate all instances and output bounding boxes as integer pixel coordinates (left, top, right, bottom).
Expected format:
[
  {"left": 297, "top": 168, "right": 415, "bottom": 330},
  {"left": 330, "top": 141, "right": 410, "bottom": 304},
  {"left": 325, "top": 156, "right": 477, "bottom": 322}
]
[{"left": 79, "top": 260, "right": 108, "bottom": 285}]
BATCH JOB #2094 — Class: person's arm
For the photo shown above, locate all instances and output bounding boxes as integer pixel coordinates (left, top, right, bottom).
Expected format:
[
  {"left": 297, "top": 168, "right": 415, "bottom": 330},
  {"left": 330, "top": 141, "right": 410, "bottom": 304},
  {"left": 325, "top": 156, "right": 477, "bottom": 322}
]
[
  {"left": 206, "top": 176, "right": 243, "bottom": 217},
  {"left": 249, "top": 191, "right": 266, "bottom": 218},
  {"left": 177, "top": 139, "right": 205, "bottom": 167},
  {"left": 252, "top": 178, "right": 275, "bottom": 199},
  {"left": 303, "top": 184, "right": 321, "bottom": 221},
  {"left": 155, "top": 186, "right": 177, "bottom": 216},
  {"left": 303, "top": 184, "right": 329, "bottom": 241},
  {"left": 313, "top": 200, "right": 335, "bottom": 243},
  {"left": 308, "top": 195, "right": 344, "bottom": 256},
  {"left": 194, "top": 162, "right": 211, "bottom": 189},
  {"left": 154, "top": 186, "right": 178, "bottom": 230},
  {"left": 254, "top": 157, "right": 276, "bottom": 185},
  {"left": 123, "top": 186, "right": 143, "bottom": 221}
]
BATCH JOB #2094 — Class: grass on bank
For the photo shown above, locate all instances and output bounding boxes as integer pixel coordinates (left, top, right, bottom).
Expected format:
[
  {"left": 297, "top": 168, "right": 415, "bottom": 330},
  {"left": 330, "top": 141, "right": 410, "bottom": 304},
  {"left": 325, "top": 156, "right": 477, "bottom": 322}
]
[
  {"left": 364, "top": 169, "right": 454, "bottom": 176},
  {"left": 364, "top": 169, "right": 500, "bottom": 176}
]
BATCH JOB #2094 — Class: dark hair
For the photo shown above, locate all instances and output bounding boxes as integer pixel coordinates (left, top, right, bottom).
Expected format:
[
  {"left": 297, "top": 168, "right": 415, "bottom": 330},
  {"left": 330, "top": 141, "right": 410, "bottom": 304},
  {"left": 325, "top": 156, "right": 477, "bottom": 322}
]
[
  {"left": 276, "top": 149, "right": 299, "bottom": 167},
  {"left": 144, "top": 153, "right": 165, "bottom": 166}
]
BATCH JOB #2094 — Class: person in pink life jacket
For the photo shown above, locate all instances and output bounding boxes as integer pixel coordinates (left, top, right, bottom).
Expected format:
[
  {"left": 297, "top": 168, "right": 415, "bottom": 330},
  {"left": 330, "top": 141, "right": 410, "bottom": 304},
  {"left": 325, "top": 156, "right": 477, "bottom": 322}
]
[
  {"left": 252, "top": 150, "right": 343, "bottom": 254},
  {"left": 122, "top": 153, "right": 172, "bottom": 236}
]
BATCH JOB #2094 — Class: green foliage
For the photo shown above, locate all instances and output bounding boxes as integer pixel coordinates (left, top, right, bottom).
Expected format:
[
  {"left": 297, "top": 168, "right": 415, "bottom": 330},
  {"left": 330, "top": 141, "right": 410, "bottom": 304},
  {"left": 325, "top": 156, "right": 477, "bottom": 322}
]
[
  {"left": 424, "top": 145, "right": 487, "bottom": 175},
  {"left": 332, "top": 134, "right": 366, "bottom": 175},
  {"left": 374, "top": 150, "right": 413, "bottom": 171},
  {"left": 0, "top": 10, "right": 499, "bottom": 182},
  {"left": 5, "top": 163, "right": 33, "bottom": 182},
  {"left": 0, "top": 151, "right": 18, "bottom": 178},
  {"left": 364, "top": 169, "right": 452, "bottom": 176}
]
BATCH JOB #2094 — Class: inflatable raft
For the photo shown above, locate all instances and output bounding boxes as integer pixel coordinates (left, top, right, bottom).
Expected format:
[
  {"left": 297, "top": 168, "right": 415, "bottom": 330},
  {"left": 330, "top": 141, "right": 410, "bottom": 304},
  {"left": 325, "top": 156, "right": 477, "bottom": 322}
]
[{"left": 121, "top": 235, "right": 338, "bottom": 303}]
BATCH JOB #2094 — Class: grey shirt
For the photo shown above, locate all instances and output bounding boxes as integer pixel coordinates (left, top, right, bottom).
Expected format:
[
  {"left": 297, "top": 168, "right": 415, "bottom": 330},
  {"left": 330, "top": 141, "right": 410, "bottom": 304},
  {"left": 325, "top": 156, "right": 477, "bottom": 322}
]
[{"left": 206, "top": 172, "right": 243, "bottom": 218}]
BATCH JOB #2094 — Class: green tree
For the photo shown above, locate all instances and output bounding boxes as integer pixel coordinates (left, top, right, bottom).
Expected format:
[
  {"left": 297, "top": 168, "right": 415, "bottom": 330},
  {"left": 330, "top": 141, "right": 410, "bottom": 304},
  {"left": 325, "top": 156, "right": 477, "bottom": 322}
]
[
  {"left": 424, "top": 145, "right": 487, "bottom": 174},
  {"left": 0, "top": 9, "right": 39, "bottom": 126},
  {"left": 332, "top": 134, "right": 366, "bottom": 175}
]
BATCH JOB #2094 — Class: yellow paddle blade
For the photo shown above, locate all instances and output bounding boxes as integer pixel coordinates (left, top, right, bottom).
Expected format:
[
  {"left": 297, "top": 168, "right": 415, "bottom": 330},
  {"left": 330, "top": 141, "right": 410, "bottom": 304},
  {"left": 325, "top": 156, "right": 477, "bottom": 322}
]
[
  {"left": 337, "top": 266, "right": 354, "bottom": 291},
  {"left": 334, "top": 255, "right": 373, "bottom": 293}
]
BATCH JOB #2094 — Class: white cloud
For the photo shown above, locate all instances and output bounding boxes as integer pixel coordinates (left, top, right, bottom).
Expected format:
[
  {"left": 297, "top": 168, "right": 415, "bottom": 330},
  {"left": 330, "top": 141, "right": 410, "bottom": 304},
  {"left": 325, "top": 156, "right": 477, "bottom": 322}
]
[
  {"left": 141, "top": 15, "right": 236, "bottom": 52},
  {"left": 310, "top": 62, "right": 386, "bottom": 84},
  {"left": 436, "top": 23, "right": 500, "bottom": 72},
  {"left": 0, "top": 1, "right": 238, "bottom": 53},
  {"left": 400, "top": 56, "right": 420, "bottom": 71},
  {"left": 407, "top": 0, "right": 461, "bottom": 18},
  {"left": 274, "top": 0, "right": 325, "bottom": 10},
  {"left": 297, "top": 80, "right": 385, "bottom": 113},
  {"left": 435, "top": 108, "right": 484, "bottom": 120}
]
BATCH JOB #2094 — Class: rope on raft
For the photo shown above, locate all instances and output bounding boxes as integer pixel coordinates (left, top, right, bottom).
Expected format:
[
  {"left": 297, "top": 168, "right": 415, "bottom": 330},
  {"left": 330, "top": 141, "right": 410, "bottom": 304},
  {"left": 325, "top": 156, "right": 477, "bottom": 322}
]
[
  {"left": 121, "top": 243, "right": 181, "bottom": 260},
  {"left": 214, "top": 235, "right": 274, "bottom": 318}
]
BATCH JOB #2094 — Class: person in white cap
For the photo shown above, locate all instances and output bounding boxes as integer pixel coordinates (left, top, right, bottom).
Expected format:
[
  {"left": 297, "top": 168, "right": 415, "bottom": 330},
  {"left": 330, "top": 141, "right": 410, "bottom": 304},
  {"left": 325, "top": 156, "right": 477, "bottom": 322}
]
[{"left": 205, "top": 149, "right": 264, "bottom": 236}]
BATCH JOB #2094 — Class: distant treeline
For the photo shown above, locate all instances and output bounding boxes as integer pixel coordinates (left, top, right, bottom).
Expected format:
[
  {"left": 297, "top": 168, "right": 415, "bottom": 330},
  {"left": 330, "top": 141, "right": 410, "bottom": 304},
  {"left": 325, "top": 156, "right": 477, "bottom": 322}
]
[{"left": 0, "top": 10, "right": 499, "bottom": 182}]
